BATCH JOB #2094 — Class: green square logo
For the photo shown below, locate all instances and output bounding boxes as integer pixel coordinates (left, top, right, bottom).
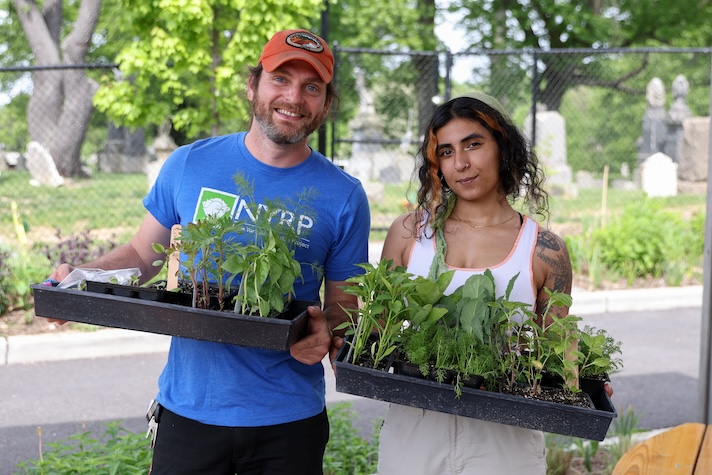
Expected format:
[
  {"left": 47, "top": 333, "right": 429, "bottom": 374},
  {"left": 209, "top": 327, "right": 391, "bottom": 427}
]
[{"left": 193, "top": 188, "right": 239, "bottom": 221}]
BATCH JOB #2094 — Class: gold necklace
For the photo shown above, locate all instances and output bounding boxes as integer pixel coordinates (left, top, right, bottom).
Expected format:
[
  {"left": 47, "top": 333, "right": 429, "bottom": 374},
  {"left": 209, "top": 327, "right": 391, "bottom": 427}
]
[{"left": 451, "top": 211, "right": 516, "bottom": 229}]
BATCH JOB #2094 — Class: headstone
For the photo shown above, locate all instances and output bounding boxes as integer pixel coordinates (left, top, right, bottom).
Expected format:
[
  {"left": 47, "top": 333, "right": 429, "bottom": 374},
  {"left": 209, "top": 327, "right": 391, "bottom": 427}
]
[
  {"left": 344, "top": 68, "right": 414, "bottom": 184},
  {"left": 344, "top": 69, "right": 381, "bottom": 182},
  {"left": 620, "top": 162, "right": 630, "bottom": 178},
  {"left": 3, "top": 151, "right": 21, "bottom": 169},
  {"left": 99, "top": 124, "right": 150, "bottom": 173},
  {"left": 524, "top": 105, "right": 573, "bottom": 190},
  {"left": 24, "top": 141, "right": 65, "bottom": 187},
  {"left": 641, "top": 152, "right": 677, "bottom": 197},
  {"left": 575, "top": 170, "right": 601, "bottom": 189},
  {"left": 663, "top": 75, "right": 692, "bottom": 163},
  {"left": 146, "top": 124, "right": 178, "bottom": 191},
  {"left": 678, "top": 116, "right": 710, "bottom": 182},
  {"left": 636, "top": 78, "right": 667, "bottom": 165}
]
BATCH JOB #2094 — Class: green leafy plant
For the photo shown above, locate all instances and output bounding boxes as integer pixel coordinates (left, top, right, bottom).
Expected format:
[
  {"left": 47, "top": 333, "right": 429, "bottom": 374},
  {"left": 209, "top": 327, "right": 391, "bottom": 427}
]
[
  {"left": 339, "top": 259, "right": 623, "bottom": 403},
  {"left": 590, "top": 199, "right": 699, "bottom": 285},
  {"left": 572, "top": 438, "right": 600, "bottom": 472},
  {"left": 578, "top": 324, "right": 624, "bottom": 379},
  {"left": 14, "top": 422, "right": 153, "bottom": 475},
  {"left": 544, "top": 434, "right": 574, "bottom": 475},
  {"left": 401, "top": 271, "right": 503, "bottom": 396},
  {"left": 154, "top": 213, "right": 243, "bottom": 310},
  {"left": 323, "top": 402, "right": 381, "bottom": 475},
  {"left": 14, "top": 404, "right": 381, "bottom": 475},
  {"left": 152, "top": 174, "right": 315, "bottom": 317},
  {"left": 337, "top": 259, "right": 448, "bottom": 369},
  {"left": 605, "top": 405, "right": 643, "bottom": 471},
  {"left": 1, "top": 202, "right": 52, "bottom": 317}
]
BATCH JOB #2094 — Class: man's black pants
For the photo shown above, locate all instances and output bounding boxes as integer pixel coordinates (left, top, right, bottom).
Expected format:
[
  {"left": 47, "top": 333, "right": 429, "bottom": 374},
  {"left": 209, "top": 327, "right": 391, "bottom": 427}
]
[{"left": 149, "top": 406, "right": 329, "bottom": 475}]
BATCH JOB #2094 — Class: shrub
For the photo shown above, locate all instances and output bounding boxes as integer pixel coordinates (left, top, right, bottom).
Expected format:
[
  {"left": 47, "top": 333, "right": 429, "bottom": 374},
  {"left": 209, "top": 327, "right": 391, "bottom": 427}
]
[
  {"left": 568, "top": 198, "right": 703, "bottom": 286},
  {"left": 37, "top": 229, "right": 119, "bottom": 269},
  {"left": 0, "top": 245, "right": 51, "bottom": 317},
  {"left": 323, "top": 403, "right": 381, "bottom": 475},
  {"left": 0, "top": 247, "right": 13, "bottom": 315},
  {"left": 14, "top": 403, "right": 381, "bottom": 475},
  {"left": 14, "top": 422, "right": 152, "bottom": 475}
]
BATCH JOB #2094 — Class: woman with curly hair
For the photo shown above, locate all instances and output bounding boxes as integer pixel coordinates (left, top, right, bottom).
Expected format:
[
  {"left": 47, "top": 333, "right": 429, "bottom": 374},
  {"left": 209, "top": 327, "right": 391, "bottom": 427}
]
[{"left": 376, "top": 93, "right": 574, "bottom": 474}]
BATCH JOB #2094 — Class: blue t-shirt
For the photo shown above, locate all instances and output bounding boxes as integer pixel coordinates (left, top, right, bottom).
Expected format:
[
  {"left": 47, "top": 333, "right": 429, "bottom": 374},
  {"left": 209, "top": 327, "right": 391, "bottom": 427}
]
[{"left": 144, "top": 132, "right": 370, "bottom": 427}]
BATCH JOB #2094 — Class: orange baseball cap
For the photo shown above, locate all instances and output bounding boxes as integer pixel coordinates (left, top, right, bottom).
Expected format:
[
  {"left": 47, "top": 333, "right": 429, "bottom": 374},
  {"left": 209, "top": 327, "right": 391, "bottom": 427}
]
[{"left": 258, "top": 29, "right": 334, "bottom": 83}]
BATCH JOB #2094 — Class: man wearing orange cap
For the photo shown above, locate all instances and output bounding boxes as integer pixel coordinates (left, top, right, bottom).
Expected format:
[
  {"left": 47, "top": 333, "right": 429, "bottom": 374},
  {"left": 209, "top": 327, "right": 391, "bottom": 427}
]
[{"left": 47, "top": 29, "right": 370, "bottom": 474}]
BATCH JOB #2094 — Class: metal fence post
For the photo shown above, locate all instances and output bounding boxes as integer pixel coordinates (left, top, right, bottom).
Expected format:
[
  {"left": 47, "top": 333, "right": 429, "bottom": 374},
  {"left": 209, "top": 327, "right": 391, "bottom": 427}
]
[{"left": 699, "top": 53, "right": 712, "bottom": 425}]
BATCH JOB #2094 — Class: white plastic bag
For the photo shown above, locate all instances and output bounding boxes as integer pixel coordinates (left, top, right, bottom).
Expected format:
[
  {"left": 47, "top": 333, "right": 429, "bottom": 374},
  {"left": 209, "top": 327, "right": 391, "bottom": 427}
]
[{"left": 57, "top": 268, "right": 142, "bottom": 289}]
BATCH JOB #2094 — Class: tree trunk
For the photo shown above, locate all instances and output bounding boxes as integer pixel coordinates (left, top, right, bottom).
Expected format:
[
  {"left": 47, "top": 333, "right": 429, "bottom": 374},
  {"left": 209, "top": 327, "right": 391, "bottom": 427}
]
[{"left": 12, "top": 0, "right": 101, "bottom": 177}]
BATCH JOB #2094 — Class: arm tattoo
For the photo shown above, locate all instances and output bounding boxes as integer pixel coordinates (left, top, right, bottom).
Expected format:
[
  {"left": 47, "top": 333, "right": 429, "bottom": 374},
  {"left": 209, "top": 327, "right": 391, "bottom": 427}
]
[{"left": 536, "top": 230, "right": 572, "bottom": 294}]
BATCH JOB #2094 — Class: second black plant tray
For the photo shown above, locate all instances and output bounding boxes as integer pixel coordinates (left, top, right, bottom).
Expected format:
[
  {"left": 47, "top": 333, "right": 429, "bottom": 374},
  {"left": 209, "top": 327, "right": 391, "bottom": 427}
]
[{"left": 334, "top": 348, "right": 617, "bottom": 441}]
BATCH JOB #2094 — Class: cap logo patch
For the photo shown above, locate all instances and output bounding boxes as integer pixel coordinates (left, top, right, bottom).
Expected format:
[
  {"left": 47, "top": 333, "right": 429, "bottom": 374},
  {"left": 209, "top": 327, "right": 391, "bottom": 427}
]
[{"left": 285, "top": 32, "right": 324, "bottom": 53}]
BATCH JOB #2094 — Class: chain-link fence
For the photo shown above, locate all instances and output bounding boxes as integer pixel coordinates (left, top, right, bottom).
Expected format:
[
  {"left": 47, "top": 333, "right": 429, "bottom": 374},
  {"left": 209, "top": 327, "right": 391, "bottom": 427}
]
[
  {"left": 0, "top": 47, "right": 710, "bottom": 245},
  {"left": 329, "top": 47, "right": 712, "bottom": 230}
]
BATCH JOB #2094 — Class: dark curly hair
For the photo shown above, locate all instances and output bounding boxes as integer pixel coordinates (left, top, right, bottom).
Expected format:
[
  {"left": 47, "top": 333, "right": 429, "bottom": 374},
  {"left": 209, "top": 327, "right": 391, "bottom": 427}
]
[{"left": 414, "top": 95, "right": 549, "bottom": 230}]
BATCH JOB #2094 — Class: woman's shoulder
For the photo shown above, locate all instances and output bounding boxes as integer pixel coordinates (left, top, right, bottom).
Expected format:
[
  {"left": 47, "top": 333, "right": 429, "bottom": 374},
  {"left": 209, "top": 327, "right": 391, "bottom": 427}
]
[{"left": 534, "top": 225, "right": 568, "bottom": 256}]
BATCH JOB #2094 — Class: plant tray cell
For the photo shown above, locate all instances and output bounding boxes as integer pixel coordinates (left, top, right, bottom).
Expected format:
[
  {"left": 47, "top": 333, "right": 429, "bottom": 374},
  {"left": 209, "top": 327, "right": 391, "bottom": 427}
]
[
  {"left": 31, "top": 282, "right": 312, "bottom": 351},
  {"left": 334, "top": 349, "right": 617, "bottom": 441}
]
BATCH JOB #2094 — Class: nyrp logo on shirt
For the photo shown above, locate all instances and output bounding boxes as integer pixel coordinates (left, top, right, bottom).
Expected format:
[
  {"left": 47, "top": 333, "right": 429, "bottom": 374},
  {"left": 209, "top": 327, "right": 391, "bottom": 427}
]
[
  {"left": 193, "top": 188, "right": 239, "bottom": 221},
  {"left": 192, "top": 187, "right": 315, "bottom": 239}
]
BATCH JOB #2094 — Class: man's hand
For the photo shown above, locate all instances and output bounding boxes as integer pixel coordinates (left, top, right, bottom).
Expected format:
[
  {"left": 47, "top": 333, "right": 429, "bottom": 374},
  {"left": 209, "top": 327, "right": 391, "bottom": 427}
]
[
  {"left": 329, "top": 335, "right": 344, "bottom": 372},
  {"left": 43, "top": 263, "right": 76, "bottom": 325},
  {"left": 290, "top": 306, "right": 333, "bottom": 365}
]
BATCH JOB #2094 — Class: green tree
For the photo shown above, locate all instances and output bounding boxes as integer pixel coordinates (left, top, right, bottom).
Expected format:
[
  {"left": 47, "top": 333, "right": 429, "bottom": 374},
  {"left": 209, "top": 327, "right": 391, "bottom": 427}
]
[
  {"left": 449, "top": 0, "right": 712, "bottom": 111},
  {"left": 326, "top": 0, "right": 440, "bottom": 158},
  {"left": 92, "top": 0, "right": 325, "bottom": 141},
  {"left": 7, "top": 0, "right": 103, "bottom": 176}
]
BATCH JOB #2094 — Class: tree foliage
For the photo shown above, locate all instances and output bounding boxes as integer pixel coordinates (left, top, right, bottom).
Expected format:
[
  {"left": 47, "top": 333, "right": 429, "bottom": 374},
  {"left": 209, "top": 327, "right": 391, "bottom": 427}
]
[
  {"left": 449, "top": 0, "right": 712, "bottom": 111},
  {"left": 326, "top": 0, "right": 439, "bottom": 155},
  {"left": 92, "top": 0, "right": 324, "bottom": 140}
]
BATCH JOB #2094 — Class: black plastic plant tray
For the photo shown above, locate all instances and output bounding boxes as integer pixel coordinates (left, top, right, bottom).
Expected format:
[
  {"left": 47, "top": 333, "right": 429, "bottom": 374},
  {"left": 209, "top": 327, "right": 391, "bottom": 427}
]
[
  {"left": 334, "top": 349, "right": 617, "bottom": 441},
  {"left": 31, "top": 283, "right": 312, "bottom": 351}
]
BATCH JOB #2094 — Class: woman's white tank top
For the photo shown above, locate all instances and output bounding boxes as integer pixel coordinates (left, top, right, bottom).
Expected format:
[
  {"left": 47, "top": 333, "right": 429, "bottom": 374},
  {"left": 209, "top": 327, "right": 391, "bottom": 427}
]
[{"left": 406, "top": 215, "right": 539, "bottom": 311}]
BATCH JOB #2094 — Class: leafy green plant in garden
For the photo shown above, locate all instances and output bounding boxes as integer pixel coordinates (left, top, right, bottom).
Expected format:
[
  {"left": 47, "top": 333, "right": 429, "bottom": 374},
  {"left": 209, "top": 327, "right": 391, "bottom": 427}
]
[
  {"left": 322, "top": 402, "right": 380, "bottom": 475},
  {"left": 0, "top": 202, "right": 52, "bottom": 317},
  {"left": 342, "top": 259, "right": 624, "bottom": 400},
  {"left": 222, "top": 223, "right": 304, "bottom": 317},
  {"left": 14, "top": 404, "right": 381, "bottom": 475},
  {"left": 493, "top": 286, "right": 579, "bottom": 395},
  {"left": 37, "top": 229, "right": 119, "bottom": 269},
  {"left": 0, "top": 247, "right": 13, "bottom": 315},
  {"left": 605, "top": 405, "right": 643, "bottom": 471},
  {"left": 14, "top": 422, "right": 153, "bottom": 475},
  {"left": 591, "top": 199, "right": 695, "bottom": 285},
  {"left": 544, "top": 433, "right": 574, "bottom": 475},
  {"left": 221, "top": 174, "right": 316, "bottom": 317}
]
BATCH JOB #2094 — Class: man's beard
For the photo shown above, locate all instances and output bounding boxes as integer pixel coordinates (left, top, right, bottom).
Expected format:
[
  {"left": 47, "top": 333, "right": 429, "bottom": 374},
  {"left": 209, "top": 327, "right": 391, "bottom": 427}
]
[{"left": 251, "top": 91, "right": 326, "bottom": 145}]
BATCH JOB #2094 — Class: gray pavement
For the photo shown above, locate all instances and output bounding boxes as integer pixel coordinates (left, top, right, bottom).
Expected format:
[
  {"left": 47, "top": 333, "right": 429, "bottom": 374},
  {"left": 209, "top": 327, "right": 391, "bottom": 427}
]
[{"left": 0, "top": 282, "right": 706, "bottom": 474}]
